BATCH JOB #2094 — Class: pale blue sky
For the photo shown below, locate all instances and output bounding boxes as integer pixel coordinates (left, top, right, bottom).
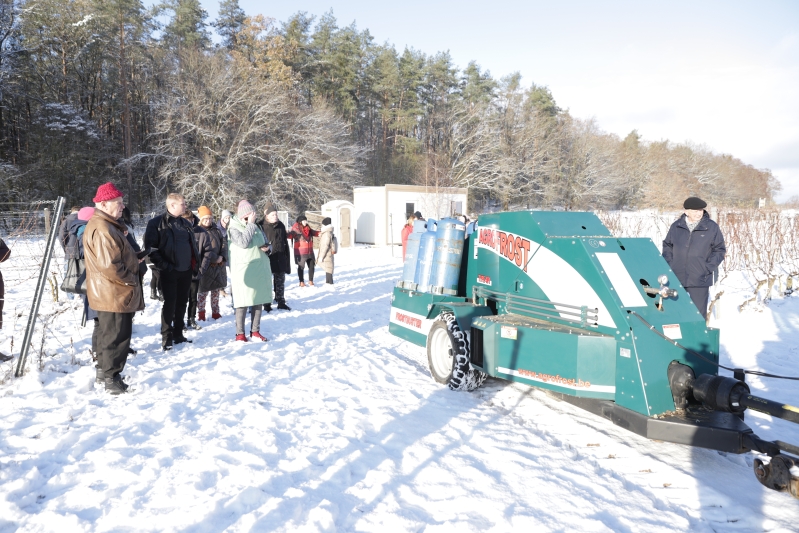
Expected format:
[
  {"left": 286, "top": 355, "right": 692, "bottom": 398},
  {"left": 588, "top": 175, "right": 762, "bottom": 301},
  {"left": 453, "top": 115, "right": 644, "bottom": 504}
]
[{"left": 197, "top": 0, "right": 799, "bottom": 201}]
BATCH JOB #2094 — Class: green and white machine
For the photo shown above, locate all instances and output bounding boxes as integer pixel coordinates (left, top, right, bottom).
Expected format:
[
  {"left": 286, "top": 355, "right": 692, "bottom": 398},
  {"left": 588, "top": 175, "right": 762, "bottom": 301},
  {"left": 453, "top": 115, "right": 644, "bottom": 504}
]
[{"left": 389, "top": 210, "right": 799, "bottom": 498}]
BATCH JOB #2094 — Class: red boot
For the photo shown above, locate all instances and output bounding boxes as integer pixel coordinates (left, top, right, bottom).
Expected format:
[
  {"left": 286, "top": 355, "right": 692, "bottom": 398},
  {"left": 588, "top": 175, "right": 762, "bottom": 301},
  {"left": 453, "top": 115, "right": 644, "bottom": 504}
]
[
  {"left": 212, "top": 312, "right": 222, "bottom": 320},
  {"left": 198, "top": 311, "right": 206, "bottom": 321},
  {"left": 250, "top": 331, "right": 268, "bottom": 342},
  {"left": 235, "top": 334, "right": 248, "bottom": 342}
]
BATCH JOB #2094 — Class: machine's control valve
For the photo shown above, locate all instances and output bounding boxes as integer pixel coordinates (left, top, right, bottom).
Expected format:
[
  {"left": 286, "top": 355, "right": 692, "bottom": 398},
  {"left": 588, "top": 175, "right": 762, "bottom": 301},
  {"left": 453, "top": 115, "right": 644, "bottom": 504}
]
[{"left": 658, "top": 274, "right": 678, "bottom": 298}]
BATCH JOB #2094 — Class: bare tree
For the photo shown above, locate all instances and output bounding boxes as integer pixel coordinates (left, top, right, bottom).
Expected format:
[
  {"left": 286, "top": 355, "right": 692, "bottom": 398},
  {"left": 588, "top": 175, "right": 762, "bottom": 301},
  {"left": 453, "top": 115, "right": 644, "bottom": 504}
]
[{"left": 149, "top": 51, "right": 363, "bottom": 212}]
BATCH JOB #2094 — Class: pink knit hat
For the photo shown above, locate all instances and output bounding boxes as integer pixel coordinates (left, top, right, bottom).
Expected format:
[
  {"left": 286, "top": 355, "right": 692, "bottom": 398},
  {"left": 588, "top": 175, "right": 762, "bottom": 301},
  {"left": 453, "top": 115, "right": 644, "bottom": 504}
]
[
  {"left": 77, "top": 207, "right": 95, "bottom": 221},
  {"left": 237, "top": 199, "right": 255, "bottom": 218},
  {"left": 93, "top": 182, "right": 123, "bottom": 202}
]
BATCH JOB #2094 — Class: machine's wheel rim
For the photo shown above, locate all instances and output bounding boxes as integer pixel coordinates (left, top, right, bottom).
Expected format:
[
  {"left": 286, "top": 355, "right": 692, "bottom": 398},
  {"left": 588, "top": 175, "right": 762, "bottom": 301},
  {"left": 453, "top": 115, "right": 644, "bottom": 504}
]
[{"left": 429, "top": 326, "right": 453, "bottom": 380}]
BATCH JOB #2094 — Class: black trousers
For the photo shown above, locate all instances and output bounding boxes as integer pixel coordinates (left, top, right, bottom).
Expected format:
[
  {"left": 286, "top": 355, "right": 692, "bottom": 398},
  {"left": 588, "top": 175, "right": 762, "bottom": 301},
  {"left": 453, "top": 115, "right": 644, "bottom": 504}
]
[
  {"left": 96, "top": 311, "right": 133, "bottom": 379},
  {"left": 273, "top": 271, "right": 286, "bottom": 303},
  {"left": 297, "top": 258, "right": 314, "bottom": 283},
  {"left": 187, "top": 279, "right": 199, "bottom": 321},
  {"left": 160, "top": 269, "right": 192, "bottom": 338},
  {"left": 686, "top": 286, "right": 710, "bottom": 319}
]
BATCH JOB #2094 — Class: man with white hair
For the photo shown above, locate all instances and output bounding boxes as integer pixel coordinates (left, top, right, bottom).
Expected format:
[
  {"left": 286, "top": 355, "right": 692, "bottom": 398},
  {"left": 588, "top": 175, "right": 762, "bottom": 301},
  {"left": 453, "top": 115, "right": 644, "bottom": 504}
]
[
  {"left": 83, "top": 182, "right": 144, "bottom": 394},
  {"left": 662, "top": 196, "right": 726, "bottom": 319},
  {"left": 144, "top": 193, "right": 200, "bottom": 351}
]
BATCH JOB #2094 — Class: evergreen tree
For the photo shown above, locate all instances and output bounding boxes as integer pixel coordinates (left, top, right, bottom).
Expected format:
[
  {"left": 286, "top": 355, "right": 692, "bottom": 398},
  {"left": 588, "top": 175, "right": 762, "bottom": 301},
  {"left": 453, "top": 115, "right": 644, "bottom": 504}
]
[
  {"left": 159, "top": 0, "right": 210, "bottom": 54},
  {"left": 212, "top": 0, "right": 246, "bottom": 49}
]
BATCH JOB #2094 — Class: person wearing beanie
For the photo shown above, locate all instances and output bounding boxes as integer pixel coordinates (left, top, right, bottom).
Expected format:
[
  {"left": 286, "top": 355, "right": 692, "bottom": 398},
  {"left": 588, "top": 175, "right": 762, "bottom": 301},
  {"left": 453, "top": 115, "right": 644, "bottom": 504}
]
[
  {"left": 83, "top": 183, "right": 143, "bottom": 394},
  {"left": 182, "top": 209, "right": 212, "bottom": 331},
  {"left": 227, "top": 199, "right": 272, "bottom": 342},
  {"left": 257, "top": 203, "right": 291, "bottom": 310},
  {"left": 287, "top": 214, "right": 319, "bottom": 287},
  {"left": 316, "top": 216, "right": 335, "bottom": 285},
  {"left": 218, "top": 209, "right": 232, "bottom": 245},
  {"left": 662, "top": 196, "right": 726, "bottom": 319},
  {"left": 196, "top": 206, "right": 227, "bottom": 321},
  {"left": 144, "top": 192, "right": 201, "bottom": 351}
]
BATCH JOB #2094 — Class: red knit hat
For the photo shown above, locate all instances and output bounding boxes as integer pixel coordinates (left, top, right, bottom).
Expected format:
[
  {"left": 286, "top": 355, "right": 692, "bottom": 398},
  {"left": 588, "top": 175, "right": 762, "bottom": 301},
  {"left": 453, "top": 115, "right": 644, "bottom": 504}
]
[{"left": 93, "top": 182, "right": 124, "bottom": 203}]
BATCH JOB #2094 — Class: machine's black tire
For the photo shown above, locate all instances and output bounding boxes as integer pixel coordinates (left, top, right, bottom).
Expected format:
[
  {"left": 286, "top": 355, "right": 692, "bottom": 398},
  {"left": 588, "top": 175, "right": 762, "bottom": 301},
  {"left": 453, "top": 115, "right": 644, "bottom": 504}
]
[{"left": 426, "top": 310, "right": 486, "bottom": 391}]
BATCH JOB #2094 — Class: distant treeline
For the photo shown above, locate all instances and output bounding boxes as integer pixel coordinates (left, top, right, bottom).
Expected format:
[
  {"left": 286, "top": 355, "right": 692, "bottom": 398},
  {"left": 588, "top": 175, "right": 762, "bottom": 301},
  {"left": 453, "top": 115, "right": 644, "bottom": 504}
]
[{"left": 0, "top": 0, "right": 780, "bottom": 213}]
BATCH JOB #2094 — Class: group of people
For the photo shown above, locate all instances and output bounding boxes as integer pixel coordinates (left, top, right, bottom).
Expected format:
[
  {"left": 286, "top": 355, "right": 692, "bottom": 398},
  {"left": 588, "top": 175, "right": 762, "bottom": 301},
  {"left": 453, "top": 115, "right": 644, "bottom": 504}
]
[
  {"left": 0, "top": 187, "right": 724, "bottom": 395},
  {"left": 50, "top": 183, "right": 337, "bottom": 395}
]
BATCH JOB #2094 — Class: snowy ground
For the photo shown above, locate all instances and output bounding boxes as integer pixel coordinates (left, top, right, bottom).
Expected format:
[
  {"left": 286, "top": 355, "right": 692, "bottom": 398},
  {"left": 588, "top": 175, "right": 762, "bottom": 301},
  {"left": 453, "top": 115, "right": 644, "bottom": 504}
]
[{"left": 1, "top": 244, "right": 799, "bottom": 532}]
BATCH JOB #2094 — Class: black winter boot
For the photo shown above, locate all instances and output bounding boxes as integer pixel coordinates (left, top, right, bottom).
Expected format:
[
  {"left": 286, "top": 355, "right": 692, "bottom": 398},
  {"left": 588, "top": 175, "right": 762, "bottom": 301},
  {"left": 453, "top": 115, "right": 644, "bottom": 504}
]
[
  {"left": 265, "top": 304, "right": 272, "bottom": 313},
  {"left": 186, "top": 319, "right": 202, "bottom": 330},
  {"left": 277, "top": 301, "right": 291, "bottom": 310},
  {"left": 162, "top": 333, "right": 173, "bottom": 351},
  {"left": 105, "top": 374, "right": 129, "bottom": 395},
  {"left": 150, "top": 287, "right": 158, "bottom": 300}
]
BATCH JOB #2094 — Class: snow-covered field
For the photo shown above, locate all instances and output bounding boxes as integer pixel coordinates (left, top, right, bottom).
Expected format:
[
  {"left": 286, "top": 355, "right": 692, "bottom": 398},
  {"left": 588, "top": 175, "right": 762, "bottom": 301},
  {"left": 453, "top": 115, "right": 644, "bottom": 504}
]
[{"left": 1, "top": 244, "right": 799, "bottom": 532}]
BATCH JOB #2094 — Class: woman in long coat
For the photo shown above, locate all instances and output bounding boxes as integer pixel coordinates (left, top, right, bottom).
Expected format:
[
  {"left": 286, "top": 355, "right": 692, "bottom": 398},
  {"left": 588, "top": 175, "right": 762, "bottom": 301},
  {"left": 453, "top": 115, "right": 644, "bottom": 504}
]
[
  {"left": 317, "top": 217, "right": 335, "bottom": 285},
  {"left": 227, "top": 200, "right": 272, "bottom": 341},
  {"left": 196, "top": 206, "right": 227, "bottom": 321}
]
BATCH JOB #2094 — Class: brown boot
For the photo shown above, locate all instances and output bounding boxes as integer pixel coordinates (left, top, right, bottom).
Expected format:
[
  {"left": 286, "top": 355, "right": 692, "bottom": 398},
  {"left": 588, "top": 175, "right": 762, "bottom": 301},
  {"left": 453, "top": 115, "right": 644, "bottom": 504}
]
[
  {"left": 309, "top": 280, "right": 315, "bottom": 286},
  {"left": 299, "top": 281, "right": 306, "bottom": 287}
]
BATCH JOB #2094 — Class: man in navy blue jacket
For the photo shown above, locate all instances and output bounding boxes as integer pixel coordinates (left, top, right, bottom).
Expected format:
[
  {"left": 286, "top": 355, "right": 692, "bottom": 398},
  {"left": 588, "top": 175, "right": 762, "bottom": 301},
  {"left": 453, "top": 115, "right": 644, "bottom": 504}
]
[{"left": 662, "top": 197, "right": 726, "bottom": 319}]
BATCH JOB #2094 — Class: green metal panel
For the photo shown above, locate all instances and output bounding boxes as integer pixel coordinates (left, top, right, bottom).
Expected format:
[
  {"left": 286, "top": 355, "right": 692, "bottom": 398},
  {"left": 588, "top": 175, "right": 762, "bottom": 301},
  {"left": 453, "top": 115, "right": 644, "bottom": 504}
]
[
  {"left": 430, "top": 301, "right": 493, "bottom": 336},
  {"left": 476, "top": 315, "right": 616, "bottom": 400},
  {"left": 528, "top": 211, "right": 614, "bottom": 238},
  {"left": 388, "top": 286, "right": 469, "bottom": 348}
]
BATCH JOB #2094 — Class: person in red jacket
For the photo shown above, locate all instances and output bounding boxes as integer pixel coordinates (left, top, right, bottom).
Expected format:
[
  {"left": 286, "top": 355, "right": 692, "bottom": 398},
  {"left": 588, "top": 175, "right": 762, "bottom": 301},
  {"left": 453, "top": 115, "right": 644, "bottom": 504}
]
[
  {"left": 400, "top": 213, "right": 414, "bottom": 260},
  {"left": 287, "top": 215, "right": 320, "bottom": 287}
]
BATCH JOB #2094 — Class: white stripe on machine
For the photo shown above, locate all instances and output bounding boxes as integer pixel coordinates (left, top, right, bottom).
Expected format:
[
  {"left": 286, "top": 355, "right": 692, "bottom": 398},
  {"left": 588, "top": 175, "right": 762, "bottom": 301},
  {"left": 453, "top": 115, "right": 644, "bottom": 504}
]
[
  {"left": 497, "top": 367, "right": 616, "bottom": 393},
  {"left": 595, "top": 252, "right": 647, "bottom": 308}
]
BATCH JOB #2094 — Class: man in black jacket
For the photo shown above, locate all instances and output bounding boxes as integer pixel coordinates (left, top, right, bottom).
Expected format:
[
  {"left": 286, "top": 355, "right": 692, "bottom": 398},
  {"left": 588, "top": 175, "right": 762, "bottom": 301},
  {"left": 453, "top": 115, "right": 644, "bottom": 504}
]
[
  {"left": 258, "top": 204, "right": 291, "bottom": 311},
  {"left": 662, "top": 197, "right": 726, "bottom": 319},
  {"left": 144, "top": 193, "right": 200, "bottom": 350}
]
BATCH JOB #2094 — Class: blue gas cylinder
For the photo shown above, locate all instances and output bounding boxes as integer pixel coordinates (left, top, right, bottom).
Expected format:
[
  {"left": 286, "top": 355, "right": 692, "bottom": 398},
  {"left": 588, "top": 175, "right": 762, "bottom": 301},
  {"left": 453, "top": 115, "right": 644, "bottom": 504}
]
[
  {"left": 401, "top": 220, "right": 427, "bottom": 289},
  {"left": 414, "top": 219, "right": 438, "bottom": 292},
  {"left": 429, "top": 218, "right": 466, "bottom": 295}
]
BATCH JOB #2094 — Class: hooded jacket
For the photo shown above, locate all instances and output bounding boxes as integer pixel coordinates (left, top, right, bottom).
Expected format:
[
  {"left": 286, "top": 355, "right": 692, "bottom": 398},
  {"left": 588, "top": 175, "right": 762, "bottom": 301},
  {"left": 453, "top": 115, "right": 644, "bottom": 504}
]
[
  {"left": 317, "top": 224, "right": 335, "bottom": 274},
  {"left": 662, "top": 211, "right": 726, "bottom": 288},
  {"left": 227, "top": 215, "right": 273, "bottom": 308}
]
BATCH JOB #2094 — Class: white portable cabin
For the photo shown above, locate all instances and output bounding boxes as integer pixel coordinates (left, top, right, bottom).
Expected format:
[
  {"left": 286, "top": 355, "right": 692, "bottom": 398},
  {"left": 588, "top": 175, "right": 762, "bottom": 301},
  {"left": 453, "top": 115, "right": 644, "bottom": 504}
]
[
  {"left": 353, "top": 185, "right": 468, "bottom": 246},
  {"left": 320, "top": 200, "right": 355, "bottom": 247}
]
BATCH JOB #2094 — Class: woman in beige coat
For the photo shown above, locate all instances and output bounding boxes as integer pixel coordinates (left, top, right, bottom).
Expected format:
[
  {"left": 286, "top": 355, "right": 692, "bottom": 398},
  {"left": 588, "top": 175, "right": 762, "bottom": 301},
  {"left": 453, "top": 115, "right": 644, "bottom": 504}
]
[{"left": 317, "top": 217, "right": 335, "bottom": 285}]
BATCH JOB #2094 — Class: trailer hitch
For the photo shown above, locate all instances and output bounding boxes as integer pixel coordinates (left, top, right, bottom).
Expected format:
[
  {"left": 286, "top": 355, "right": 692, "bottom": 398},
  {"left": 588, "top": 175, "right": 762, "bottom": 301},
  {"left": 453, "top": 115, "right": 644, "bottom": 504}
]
[
  {"left": 678, "top": 371, "right": 799, "bottom": 498},
  {"left": 753, "top": 454, "right": 799, "bottom": 499}
]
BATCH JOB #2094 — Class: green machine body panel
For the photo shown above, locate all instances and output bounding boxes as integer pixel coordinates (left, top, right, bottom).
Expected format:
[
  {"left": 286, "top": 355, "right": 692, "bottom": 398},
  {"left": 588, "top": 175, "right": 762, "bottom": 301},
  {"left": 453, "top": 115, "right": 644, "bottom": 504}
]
[{"left": 390, "top": 210, "right": 720, "bottom": 417}]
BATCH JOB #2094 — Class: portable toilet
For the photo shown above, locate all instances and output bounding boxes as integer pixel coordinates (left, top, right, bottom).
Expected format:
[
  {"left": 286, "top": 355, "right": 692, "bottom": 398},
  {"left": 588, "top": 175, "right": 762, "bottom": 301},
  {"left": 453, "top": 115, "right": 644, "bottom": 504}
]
[{"left": 321, "top": 200, "right": 355, "bottom": 248}]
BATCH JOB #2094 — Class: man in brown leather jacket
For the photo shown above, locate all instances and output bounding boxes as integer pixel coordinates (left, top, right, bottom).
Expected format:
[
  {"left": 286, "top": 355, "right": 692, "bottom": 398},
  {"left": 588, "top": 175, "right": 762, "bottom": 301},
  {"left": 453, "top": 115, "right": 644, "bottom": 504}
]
[{"left": 84, "top": 182, "right": 144, "bottom": 394}]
